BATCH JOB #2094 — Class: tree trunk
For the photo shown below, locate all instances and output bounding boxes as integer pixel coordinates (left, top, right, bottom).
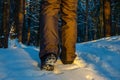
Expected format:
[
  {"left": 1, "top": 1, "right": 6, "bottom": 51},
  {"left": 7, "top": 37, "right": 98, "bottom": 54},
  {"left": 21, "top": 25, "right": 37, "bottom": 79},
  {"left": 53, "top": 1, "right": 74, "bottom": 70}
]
[
  {"left": 0, "top": 0, "right": 4, "bottom": 48},
  {"left": 27, "top": 18, "right": 31, "bottom": 45},
  {"left": 26, "top": 2, "right": 31, "bottom": 45},
  {"left": 103, "top": 0, "right": 111, "bottom": 37},
  {"left": 2, "top": 0, "right": 10, "bottom": 48},
  {"left": 14, "top": 0, "right": 25, "bottom": 42},
  {"left": 85, "top": 0, "right": 88, "bottom": 41},
  {"left": 99, "top": 0, "right": 104, "bottom": 38},
  {"left": 18, "top": 0, "right": 25, "bottom": 42}
]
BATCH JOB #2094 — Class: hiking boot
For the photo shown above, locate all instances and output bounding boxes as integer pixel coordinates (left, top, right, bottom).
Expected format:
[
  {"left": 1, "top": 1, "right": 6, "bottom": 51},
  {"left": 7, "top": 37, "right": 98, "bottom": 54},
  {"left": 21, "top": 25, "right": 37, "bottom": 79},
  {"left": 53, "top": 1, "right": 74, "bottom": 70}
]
[
  {"left": 60, "top": 52, "right": 76, "bottom": 64},
  {"left": 40, "top": 53, "right": 57, "bottom": 71}
]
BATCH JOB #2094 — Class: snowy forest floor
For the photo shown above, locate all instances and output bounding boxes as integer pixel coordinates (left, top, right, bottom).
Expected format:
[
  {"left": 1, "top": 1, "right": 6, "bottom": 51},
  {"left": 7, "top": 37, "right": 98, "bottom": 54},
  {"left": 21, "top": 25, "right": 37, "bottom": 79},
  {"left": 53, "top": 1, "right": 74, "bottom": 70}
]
[{"left": 0, "top": 36, "right": 120, "bottom": 80}]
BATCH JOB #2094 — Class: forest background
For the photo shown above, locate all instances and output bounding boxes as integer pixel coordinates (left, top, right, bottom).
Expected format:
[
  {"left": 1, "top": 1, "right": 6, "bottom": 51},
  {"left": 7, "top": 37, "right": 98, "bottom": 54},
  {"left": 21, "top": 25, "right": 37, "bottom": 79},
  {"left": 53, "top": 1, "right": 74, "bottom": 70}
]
[{"left": 0, "top": 0, "right": 120, "bottom": 48}]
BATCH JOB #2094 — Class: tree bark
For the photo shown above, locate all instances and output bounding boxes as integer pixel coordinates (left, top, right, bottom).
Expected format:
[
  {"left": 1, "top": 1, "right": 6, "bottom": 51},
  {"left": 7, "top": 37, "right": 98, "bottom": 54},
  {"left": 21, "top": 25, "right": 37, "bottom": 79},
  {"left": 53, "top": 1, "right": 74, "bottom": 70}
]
[
  {"left": 103, "top": 0, "right": 111, "bottom": 37},
  {"left": 14, "top": 0, "right": 25, "bottom": 42},
  {"left": 99, "top": 0, "right": 104, "bottom": 37},
  {"left": 27, "top": 17, "right": 31, "bottom": 45},
  {"left": 26, "top": 2, "right": 31, "bottom": 45},
  {"left": 18, "top": 0, "right": 25, "bottom": 42},
  {"left": 85, "top": 0, "right": 88, "bottom": 41},
  {"left": 2, "top": 0, "right": 10, "bottom": 48}
]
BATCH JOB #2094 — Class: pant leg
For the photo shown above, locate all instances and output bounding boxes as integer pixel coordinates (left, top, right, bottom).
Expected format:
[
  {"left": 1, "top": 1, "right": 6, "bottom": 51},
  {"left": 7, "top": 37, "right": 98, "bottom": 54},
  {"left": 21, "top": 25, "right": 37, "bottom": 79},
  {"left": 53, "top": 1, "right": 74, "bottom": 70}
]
[
  {"left": 60, "top": 0, "right": 78, "bottom": 63},
  {"left": 39, "top": 0, "right": 60, "bottom": 58}
]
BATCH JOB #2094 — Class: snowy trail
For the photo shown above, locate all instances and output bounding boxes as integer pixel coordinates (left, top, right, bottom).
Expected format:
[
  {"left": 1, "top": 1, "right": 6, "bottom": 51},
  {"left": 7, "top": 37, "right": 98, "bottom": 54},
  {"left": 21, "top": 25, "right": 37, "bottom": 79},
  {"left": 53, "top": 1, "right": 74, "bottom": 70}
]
[
  {"left": 0, "top": 36, "right": 120, "bottom": 80},
  {"left": 76, "top": 36, "right": 120, "bottom": 80},
  {"left": 0, "top": 48, "right": 105, "bottom": 80}
]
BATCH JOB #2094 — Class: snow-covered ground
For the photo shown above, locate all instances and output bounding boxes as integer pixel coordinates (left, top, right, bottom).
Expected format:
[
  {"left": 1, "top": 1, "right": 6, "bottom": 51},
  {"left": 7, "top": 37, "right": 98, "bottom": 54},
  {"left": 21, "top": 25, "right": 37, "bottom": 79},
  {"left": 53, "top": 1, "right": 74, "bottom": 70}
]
[{"left": 0, "top": 36, "right": 120, "bottom": 80}]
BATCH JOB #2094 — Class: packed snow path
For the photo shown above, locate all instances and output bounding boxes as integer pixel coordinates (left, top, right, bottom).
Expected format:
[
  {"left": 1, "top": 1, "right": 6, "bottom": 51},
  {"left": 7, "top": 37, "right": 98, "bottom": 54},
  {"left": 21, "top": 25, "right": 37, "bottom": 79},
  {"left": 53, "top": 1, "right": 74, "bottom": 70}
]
[{"left": 0, "top": 36, "right": 120, "bottom": 80}]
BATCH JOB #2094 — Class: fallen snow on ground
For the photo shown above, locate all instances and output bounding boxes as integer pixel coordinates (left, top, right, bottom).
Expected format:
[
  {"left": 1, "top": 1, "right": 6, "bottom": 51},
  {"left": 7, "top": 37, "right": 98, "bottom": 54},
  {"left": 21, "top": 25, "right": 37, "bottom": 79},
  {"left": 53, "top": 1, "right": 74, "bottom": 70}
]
[{"left": 0, "top": 36, "right": 120, "bottom": 80}]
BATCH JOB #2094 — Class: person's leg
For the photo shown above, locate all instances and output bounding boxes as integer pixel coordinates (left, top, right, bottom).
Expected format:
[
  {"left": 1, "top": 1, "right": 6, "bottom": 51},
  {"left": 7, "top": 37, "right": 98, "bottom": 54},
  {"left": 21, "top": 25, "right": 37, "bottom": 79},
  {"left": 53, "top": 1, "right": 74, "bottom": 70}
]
[
  {"left": 60, "top": 0, "right": 78, "bottom": 64},
  {"left": 39, "top": 0, "right": 60, "bottom": 58},
  {"left": 39, "top": 0, "right": 61, "bottom": 71}
]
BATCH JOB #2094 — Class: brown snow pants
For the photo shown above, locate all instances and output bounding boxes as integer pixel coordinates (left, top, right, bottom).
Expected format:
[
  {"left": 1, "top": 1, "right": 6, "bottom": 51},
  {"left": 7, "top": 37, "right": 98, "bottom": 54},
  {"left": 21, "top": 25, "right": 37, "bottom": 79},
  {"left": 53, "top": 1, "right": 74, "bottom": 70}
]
[{"left": 39, "top": 0, "right": 78, "bottom": 64}]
